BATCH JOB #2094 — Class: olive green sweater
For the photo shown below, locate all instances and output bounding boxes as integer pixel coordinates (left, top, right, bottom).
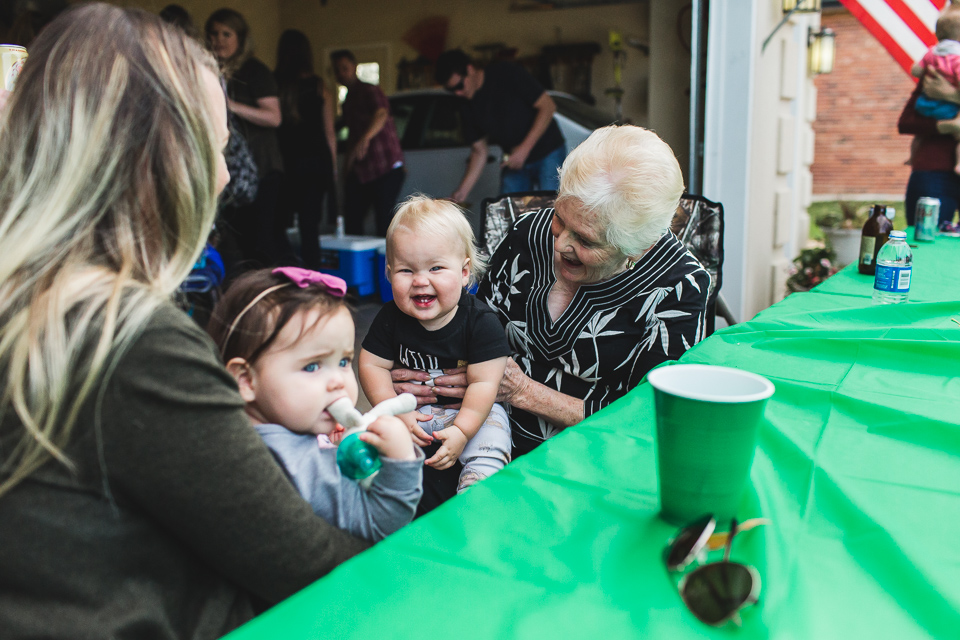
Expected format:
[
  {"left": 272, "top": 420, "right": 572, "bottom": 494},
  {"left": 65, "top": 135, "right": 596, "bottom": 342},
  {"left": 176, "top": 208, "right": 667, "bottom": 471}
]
[{"left": 0, "top": 304, "right": 369, "bottom": 639}]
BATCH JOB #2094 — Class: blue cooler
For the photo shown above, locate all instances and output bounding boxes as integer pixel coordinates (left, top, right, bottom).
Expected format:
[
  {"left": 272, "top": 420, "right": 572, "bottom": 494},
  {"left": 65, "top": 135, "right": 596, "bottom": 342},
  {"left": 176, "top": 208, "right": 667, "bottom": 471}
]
[
  {"left": 317, "top": 235, "right": 386, "bottom": 297},
  {"left": 376, "top": 245, "right": 393, "bottom": 303}
]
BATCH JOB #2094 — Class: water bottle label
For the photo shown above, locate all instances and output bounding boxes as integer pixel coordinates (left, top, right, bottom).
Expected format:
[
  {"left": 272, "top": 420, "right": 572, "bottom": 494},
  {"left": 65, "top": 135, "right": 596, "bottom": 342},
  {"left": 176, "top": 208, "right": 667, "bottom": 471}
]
[{"left": 874, "top": 265, "right": 911, "bottom": 293}]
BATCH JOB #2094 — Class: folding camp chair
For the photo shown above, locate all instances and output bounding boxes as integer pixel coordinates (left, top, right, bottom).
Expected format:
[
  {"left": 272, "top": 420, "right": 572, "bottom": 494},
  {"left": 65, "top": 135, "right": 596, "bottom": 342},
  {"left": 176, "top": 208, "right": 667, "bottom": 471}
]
[{"left": 176, "top": 243, "right": 225, "bottom": 327}]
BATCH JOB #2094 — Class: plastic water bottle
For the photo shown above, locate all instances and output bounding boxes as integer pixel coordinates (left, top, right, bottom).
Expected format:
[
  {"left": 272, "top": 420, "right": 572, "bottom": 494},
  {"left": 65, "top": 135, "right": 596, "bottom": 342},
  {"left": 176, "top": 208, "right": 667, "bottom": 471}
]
[{"left": 872, "top": 230, "right": 912, "bottom": 305}]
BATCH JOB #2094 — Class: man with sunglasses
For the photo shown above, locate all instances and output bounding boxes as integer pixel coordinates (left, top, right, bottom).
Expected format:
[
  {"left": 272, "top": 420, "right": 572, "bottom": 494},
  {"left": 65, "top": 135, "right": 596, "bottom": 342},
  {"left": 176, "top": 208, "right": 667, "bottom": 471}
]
[{"left": 435, "top": 49, "right": 566, "bottom": 203}]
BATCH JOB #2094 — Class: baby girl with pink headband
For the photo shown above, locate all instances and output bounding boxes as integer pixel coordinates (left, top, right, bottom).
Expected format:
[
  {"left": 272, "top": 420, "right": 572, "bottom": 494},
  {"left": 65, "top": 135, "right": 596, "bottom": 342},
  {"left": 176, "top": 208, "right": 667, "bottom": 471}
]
[{"left": 207, "top": 267, "right": 423, "bottom": 541}]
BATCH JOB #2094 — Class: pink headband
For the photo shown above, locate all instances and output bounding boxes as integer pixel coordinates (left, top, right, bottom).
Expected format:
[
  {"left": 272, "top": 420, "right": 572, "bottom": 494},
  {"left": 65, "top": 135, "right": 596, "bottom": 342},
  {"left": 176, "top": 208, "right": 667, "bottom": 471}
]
[
  {"left": 272, "top": 267, "right": 347, "bottom": 296},
  {"left": 221, "top": 268, "right": 348, "bottom": 357}
]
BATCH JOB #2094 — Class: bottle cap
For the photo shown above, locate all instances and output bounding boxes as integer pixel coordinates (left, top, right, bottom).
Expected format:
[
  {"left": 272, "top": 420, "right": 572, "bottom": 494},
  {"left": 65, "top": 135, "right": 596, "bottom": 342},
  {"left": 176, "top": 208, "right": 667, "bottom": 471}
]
[{"left": 890, "top": 230, "right": 906, "bottom": 239}]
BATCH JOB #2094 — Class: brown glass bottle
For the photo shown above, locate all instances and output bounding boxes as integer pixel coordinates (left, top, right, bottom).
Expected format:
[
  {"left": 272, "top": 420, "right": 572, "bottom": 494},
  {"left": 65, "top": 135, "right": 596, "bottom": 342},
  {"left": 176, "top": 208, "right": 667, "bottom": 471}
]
[{"left": 858, "top": 204, "right": 893, "bottom": 275}]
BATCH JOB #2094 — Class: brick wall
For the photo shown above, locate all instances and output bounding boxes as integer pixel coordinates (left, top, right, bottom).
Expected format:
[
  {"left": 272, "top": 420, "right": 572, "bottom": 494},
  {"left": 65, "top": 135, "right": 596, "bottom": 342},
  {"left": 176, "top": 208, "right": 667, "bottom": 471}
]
[{"left": 811, "top": 8, "right": 915, "bottom": 197}]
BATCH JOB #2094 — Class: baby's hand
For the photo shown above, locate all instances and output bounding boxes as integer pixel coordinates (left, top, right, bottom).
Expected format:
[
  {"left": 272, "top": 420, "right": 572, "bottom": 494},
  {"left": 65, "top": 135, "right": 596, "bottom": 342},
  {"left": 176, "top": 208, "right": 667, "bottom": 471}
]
[
  {"left": 400, "top": 410, "right": 435, "bottom": 447},
  {"left": 360, "top": 416, "right": 416, "bottom": 460},
  {"left": 425, "top": 426, "right": 467, "bottom": 470}
]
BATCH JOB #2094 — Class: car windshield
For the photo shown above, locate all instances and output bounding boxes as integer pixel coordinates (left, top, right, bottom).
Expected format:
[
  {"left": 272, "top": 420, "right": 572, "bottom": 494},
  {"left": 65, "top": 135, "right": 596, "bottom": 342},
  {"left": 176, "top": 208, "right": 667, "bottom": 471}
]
[{"left": 551, "top": 93, "right": 618, "bottom": 130}]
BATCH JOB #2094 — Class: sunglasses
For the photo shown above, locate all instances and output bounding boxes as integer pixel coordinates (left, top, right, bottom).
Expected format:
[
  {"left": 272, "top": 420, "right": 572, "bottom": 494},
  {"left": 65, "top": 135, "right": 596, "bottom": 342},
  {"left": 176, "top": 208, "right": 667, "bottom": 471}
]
[
  {"left": 664, "top": 515, "right": 764, "bottom": 627},
  {"left": 444, "top": 78, "right": 466, "bottom": 93}
]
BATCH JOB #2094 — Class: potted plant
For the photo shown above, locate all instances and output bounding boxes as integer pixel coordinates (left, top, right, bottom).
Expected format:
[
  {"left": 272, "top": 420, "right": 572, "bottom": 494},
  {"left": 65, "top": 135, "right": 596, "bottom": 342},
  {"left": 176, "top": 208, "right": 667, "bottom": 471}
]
[
  {"left": 813, "top": 200, "right": 868, "bottom": 267},
  {"left": 786, "top": 246, "right": 840, "bottom": 294}
]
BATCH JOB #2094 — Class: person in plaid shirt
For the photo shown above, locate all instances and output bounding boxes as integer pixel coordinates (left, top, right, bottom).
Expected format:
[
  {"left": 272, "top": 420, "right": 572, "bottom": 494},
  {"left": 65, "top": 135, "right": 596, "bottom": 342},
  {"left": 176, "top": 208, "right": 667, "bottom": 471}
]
[{"left": 332, "top": 49, "right": 405, "bottom": 236}]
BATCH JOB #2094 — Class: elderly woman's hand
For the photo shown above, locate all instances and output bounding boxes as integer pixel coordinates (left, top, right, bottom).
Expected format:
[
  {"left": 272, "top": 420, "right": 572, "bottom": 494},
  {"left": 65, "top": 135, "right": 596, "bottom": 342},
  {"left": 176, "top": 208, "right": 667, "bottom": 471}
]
[
  {"left": 390, "top": 367, "right": 438, "bottom": 405},
  {"left": 429, "top": 359, "right": 530, "bottom": 405},
  {"left": 923, "top": 69, "right": 960, "bottom": 104},
  {"left": 414, "top": 367, "right": 468, "bottom": 409},
  {"left": 495, "top": 357, "right": 531, "bottom": 404},
  {"left": 433, "top": 359, "right": 532, "bottom": 406}
]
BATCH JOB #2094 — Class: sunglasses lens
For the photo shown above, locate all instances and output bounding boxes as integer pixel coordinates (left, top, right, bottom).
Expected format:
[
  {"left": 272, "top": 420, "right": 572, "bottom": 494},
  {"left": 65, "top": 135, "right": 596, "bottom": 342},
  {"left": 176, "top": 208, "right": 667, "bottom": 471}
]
[
  {"left": 665, "top": 515, "right": 715, "bottom": 571},
  {"left": 679, "top": 561, "right": 755, "bottom": 626}
]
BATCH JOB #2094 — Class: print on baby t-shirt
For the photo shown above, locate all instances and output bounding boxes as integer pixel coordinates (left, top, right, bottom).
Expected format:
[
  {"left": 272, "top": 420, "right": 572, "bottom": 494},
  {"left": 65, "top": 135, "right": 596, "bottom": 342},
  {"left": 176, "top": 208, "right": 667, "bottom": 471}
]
[
  {"left": 398, "top": 344, "right": 441, "bottom": 372},
  {"left": 362, "top": 292, "right": 512, "bottom": 406}
]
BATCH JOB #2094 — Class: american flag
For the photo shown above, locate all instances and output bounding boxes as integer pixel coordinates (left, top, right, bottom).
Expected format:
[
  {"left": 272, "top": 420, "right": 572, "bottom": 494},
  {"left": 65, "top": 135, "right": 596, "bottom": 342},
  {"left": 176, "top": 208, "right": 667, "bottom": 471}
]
[{"left": 839, "top": 0, "right": 947, "bottom": 76}]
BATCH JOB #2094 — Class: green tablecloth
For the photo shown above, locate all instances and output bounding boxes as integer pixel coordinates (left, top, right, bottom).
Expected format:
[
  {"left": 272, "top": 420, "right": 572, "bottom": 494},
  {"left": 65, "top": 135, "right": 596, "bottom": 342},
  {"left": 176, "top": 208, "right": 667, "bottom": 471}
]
[{"left": 227, "top": 236, "right": 960, "bottom": 639}]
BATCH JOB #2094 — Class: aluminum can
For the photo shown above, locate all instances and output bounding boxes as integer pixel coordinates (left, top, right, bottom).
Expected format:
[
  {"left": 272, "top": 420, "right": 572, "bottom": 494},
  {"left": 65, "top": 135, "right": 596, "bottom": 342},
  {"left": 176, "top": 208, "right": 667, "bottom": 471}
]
[
  {"left": 914, "top": 197, "right": 939, "bottom": 243},
  {"left": 0, "top": 44, "right": 27, "bottom": 91}
]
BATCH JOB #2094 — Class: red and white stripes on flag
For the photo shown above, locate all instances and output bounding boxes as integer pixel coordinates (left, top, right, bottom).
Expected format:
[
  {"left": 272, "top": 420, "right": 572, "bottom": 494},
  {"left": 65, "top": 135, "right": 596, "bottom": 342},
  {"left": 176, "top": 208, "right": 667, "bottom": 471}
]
[{"left": 839, "top": 0, "right": 947, "bottom": 77}]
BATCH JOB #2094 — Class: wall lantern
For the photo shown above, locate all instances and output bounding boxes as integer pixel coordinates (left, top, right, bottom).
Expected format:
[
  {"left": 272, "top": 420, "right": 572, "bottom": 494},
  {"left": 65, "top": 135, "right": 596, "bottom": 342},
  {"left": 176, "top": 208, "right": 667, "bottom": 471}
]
[
  {"left": 808, "top": 27, "right": 836, "bottom": 74},
  {"left": 762, "top": 0, "right": 825, "bottom": 53},
  {"left": 783, "top": 0, "right": 822, "bottom": 12}
]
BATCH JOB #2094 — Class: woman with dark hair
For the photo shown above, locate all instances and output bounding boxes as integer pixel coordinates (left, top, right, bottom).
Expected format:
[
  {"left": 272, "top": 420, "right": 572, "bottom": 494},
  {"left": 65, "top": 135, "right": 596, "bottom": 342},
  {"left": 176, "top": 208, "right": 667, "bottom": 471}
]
[
  {"left": 897, "top": 3, "right": 960, "bottom": 227},
  {"left": 206, "top": 7, "right": 292, "bottom": 270},
  {"left": 275, "top": 28, "right": 337, "bottom": 270},
  {"left": 159, "top": 4, "right": 199, "bottom": 40}
]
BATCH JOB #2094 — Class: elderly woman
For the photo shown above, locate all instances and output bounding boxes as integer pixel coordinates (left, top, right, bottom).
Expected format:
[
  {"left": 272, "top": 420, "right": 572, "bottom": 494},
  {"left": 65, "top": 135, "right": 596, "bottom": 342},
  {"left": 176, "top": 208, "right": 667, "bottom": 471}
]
[{"left": 396, "top": 125, "right": 710, "bottom": 506}]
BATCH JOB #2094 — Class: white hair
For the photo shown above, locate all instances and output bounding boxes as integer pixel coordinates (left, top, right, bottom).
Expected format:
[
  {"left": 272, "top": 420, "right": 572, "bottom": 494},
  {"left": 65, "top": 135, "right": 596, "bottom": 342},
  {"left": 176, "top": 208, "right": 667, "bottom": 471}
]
[{"left": 557, "top": 125, "right": 684, "bottom": 257}]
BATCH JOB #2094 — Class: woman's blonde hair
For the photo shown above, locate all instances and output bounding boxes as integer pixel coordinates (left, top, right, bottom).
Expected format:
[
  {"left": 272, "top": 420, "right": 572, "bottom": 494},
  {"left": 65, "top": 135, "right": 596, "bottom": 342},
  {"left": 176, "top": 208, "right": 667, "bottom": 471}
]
[
  {"left": 557, "top": 125, "right": 684, "bottom": 257},
  {"left": 386, "top": 195, "right": 486, "bottom": 286},
  {"left": 0, "top": 3, "right": 221, "bottom": 495}
]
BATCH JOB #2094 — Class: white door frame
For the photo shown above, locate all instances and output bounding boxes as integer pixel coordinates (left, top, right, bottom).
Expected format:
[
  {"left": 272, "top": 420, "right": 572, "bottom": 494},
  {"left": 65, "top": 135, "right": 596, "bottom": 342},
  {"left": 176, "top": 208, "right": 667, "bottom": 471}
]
[{"left": 701, "top": 0, "right": 758, "bottom": 323}]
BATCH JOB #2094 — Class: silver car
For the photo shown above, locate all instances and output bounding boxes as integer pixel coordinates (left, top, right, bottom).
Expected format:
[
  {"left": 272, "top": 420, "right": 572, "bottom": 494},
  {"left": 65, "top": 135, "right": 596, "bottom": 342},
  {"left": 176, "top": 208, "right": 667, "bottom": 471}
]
[{"left": 339, "top": 90, "right": 616, "bottom": 232}]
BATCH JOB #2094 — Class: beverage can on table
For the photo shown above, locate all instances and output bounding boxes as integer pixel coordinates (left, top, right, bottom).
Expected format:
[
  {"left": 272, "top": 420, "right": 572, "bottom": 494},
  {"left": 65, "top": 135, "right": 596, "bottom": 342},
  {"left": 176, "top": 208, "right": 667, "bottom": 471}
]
[
  {"left": 914, "top": 197, "right": 939, "bottom": 243},
  {"left": 0, "top": 44, "right": 27, "bottom": 91}
]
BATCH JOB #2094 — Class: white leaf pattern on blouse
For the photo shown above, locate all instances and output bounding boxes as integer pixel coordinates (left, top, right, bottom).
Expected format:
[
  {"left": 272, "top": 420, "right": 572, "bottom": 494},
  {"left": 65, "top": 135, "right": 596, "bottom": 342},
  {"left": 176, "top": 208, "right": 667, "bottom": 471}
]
[
  {"left": 507, "top": 256, "right": 530, "bottom": 299},
  {"left": 542, "top": 365, "right": 558, "bottom": 387},
  {"left": 506, "top": 320, "right": 531, "bottom": 357},
  {"left": 538, "top": 416, "right": 559, "bottom": 440},
  {"left": 615, "top": 341, "right": 641, "bottom": 371},
  {"left": 580, "top": 361, "right": 600, "bottom": 383},
  {"left": 636, "top": 287, "right": 672, "bottom": 323},
  {"left": 640, "top": 319, "right": 660, "bottom": 353},
  {"left": 578, "top": 308, "right": 623, "bottom": 380}
]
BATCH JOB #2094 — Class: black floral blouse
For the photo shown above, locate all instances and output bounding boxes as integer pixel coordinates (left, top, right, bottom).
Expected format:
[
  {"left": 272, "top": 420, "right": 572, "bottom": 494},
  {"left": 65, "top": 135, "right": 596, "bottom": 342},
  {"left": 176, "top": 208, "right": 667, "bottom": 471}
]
[{"left": 476, "top": 208, "right": 711, "bottom": 457}]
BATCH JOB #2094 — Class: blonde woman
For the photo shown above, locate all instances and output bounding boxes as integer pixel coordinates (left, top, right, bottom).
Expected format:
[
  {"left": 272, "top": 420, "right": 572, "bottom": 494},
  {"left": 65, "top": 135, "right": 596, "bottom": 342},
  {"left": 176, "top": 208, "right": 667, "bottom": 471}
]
[{"left": 0, "top": 5, "right": 366, "bottom": 638}]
